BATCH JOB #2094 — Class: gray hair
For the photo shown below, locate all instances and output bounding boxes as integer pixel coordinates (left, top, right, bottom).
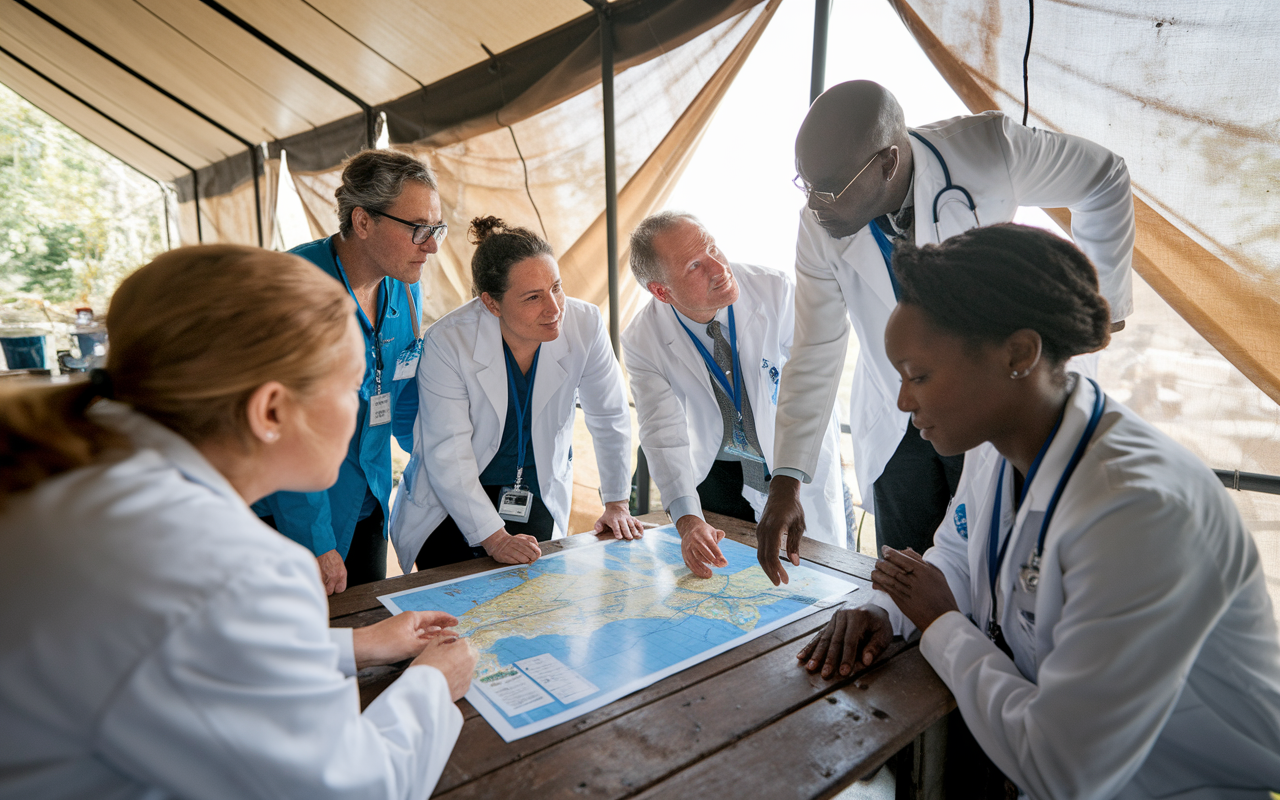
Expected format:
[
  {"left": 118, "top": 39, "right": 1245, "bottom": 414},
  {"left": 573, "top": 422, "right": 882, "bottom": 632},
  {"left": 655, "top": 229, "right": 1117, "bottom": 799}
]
[
  {"left": 629, "top": 210, "right": 703, "bottom": 289},
  {"left": 334, "top": 149, "right": 438, "bottom": 237}
]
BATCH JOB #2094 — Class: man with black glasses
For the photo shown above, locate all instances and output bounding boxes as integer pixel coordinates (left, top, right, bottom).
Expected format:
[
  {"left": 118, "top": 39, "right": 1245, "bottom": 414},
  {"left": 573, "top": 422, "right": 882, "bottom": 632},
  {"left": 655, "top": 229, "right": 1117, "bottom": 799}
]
[
  {"left": 255, "top": 149, "right": 447, "bottom": 594},
  {"left": 756, "top": 80, "right": 1135, "bottom": 585}
]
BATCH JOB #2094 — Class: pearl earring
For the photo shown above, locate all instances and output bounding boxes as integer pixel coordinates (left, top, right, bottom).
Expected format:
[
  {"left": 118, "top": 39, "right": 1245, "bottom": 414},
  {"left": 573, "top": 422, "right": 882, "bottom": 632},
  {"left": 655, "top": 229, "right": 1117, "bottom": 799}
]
[
  {"left": 1010, "top": 370, "right": 1021, "bottom": 379},
  {"left": 265, "top": 431, "right": 279, "bottom": 442}
]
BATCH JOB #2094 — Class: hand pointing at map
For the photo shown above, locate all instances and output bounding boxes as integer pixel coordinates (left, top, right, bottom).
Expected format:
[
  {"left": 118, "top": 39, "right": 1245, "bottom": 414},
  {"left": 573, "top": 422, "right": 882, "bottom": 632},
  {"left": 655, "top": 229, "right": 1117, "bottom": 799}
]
[{"left": 675, "top": 515, "right": 728, "bottom": 578}]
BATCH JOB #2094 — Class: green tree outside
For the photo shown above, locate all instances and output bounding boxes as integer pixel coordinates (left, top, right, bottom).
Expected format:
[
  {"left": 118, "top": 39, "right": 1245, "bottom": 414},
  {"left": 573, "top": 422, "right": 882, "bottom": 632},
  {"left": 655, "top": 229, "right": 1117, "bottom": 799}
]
[{"left": 0, "top": 82, "right": 168, "bottom": 325}]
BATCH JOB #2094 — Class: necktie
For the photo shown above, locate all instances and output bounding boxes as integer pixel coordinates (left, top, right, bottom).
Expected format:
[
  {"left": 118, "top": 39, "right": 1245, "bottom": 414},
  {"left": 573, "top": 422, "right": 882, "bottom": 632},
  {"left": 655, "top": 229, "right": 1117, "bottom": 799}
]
[{"left": 707, "top": 319, "right": 769, "bottom": 493}]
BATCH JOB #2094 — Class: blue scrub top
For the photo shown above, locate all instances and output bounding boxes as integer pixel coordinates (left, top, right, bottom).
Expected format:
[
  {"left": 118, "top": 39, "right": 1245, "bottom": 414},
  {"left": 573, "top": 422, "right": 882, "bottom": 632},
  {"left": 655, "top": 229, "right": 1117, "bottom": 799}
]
[
  {"left": 478, "top": 342, "right": 541, "bottom": 498},
  {"left": 252, "top": 236, "right": 422, "bottom": 558}
]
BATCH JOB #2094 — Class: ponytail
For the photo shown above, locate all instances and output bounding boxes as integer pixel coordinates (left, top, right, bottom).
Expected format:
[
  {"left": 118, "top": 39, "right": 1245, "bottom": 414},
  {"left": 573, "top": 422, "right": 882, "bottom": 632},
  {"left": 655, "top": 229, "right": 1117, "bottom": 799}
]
[
  {"left": 0, "top": 244, "right": 354, "bottom": 510},
  {"left": 0, "top": 380, "right": 123, "bottom": 507}
]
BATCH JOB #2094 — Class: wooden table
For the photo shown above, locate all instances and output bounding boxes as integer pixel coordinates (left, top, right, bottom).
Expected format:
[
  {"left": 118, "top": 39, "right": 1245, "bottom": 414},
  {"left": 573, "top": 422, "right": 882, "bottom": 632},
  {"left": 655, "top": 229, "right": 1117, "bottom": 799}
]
[{"left": 329, "top": 512, "right": 955, "bottom": 799}]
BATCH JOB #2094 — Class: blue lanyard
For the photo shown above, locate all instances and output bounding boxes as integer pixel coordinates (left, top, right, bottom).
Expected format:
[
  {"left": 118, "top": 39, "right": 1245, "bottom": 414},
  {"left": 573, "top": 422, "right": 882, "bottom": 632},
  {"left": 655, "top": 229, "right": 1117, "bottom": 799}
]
[
  {"left": 332, "top": 244, "right": 389, "bottom": 393},
  {"left": 868, "top": 221, "right": 902, "bottom": 301},
  {"left": 987, "top": 378, "right": 1107, "bottom": 601},
  {"left": 672, "top": 305, "right": 743, "bottom": 419},
  {"left": 504, "top": 342, "right": 540, "bottom": 487}
]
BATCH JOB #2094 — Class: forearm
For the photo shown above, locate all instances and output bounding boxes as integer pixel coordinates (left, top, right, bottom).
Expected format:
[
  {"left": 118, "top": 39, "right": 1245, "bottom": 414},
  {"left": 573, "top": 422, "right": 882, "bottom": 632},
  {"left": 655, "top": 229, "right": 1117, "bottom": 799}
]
[
  {"left": 773, "top": 254, "right": 850, "bottom": 477},
  {"left": 1002, "top": 117, "right": 1134, "bottom": 320},
  {"left": 666, "top": 495, "right": 703, "bottom": 523}
]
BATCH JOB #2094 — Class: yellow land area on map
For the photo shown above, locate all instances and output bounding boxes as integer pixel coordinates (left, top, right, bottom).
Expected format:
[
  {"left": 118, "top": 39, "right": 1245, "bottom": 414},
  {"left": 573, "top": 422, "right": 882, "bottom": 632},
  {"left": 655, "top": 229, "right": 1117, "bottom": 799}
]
[{"left": 454, "top": 550, "right": 799, "bottom": 678}]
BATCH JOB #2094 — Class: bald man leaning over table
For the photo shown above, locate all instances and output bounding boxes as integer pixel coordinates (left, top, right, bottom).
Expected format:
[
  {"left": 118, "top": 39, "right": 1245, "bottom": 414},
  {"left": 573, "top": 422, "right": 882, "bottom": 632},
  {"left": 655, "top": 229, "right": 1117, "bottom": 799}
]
[{"left": 757, "top": 80, "right": 1135, "bottom": 585}]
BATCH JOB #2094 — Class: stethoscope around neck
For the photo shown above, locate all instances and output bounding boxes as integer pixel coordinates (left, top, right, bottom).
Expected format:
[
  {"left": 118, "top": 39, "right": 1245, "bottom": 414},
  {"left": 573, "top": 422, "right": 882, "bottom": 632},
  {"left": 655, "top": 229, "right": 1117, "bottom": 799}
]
[{"left": 907, "top": 130, "right": 980, "bottom": 239}]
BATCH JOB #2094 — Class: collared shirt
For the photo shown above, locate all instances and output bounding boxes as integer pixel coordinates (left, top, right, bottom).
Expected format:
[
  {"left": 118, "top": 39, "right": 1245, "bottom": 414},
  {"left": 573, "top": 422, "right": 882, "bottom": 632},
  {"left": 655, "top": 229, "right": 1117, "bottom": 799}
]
[
  {"left": 671, "top": 305, "right": 730, "bottom": 355},
  {"left": 667, "top": 304, "right": 738, "bottom": 522},
  {"left": 252, "top": 236, "right": 422, "bottom": 558}
]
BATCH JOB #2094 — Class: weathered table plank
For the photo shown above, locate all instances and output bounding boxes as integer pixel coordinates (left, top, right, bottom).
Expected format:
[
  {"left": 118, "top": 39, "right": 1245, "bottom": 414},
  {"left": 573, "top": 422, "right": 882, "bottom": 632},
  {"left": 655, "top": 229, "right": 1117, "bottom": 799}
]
[
  {"left": 628, "top": 647, "right": 955, "bottom": 800},
  {"left": 327, "top": 509, "right": 952, "bottom": 799}
]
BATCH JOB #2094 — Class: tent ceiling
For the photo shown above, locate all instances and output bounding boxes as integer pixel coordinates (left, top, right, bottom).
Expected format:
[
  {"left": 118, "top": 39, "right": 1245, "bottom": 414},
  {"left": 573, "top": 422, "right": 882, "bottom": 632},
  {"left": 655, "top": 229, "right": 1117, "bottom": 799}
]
[{"left": 0, "top": 0, "right": 593, "bottom": 181}]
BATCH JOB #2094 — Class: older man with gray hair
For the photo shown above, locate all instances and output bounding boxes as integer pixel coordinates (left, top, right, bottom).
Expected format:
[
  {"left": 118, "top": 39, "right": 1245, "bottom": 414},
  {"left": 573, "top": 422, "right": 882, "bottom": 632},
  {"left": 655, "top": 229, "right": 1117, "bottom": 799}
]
[
  {"left": 255, "top": 149, "right": 447, "bottom": 594},
  {"left": 621, "top": 211, "right": 847, "bottom": 579}
]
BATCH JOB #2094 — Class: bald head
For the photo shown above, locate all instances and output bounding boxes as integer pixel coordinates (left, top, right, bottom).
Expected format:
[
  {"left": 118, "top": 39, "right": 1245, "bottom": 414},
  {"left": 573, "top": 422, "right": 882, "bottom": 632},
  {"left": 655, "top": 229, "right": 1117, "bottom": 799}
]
[{"left": 796, "top": 81, "right": 906, "bottom": 188}]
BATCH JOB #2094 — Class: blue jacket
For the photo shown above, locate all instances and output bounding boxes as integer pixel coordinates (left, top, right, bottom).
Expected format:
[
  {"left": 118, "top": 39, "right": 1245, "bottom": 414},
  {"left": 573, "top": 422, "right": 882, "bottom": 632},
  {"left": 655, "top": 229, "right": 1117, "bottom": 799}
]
[{"left": 253, "top": 237, "right": 422, "bottom": 557}]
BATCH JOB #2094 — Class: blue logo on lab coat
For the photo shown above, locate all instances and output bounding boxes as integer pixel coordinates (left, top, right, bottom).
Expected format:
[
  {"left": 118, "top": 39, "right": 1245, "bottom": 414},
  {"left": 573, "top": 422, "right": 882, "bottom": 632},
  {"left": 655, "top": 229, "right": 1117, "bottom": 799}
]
[
  {"left": 953, "top": 503, "right": 968, "bottom": 540},
  {"left": 761, "top": 358, "right": 781, "bottom": 404}
]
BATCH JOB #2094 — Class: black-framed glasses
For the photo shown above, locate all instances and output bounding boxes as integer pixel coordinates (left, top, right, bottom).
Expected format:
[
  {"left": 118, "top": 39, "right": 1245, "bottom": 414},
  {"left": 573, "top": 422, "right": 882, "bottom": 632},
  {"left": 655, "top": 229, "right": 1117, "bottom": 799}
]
[
  {"left": 368, "top": 209, "right": 448, "bottom": 244},
  {"left": 793, "top": 150, "right": 882, "bottom": 205}
]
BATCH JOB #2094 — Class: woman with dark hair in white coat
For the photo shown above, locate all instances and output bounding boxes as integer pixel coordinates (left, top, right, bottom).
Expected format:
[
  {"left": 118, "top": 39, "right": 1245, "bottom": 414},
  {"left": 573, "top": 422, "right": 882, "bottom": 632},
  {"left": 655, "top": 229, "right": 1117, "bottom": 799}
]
[
  {"left": 392, "top": 217, "right": 640, "bottom": 572},
  {"left": 0, "top": 245, "right": 476, "bottom": 799},
  {"left": 800, "top": 224, "right": 1280, "bottom": 799}
]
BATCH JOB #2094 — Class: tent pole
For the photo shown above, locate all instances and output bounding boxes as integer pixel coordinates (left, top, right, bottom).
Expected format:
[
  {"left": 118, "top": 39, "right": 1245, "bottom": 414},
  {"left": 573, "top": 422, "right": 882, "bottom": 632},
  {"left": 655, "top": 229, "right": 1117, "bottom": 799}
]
[
  {"left": 810, "top": 0, "right": 832, "bottom": 104},
  {"left": 157, "top": 181, "right": 172, "bottom": 251},
  {"left": 193, "top": 169, "right": 203, "bottom": 243},
  {"left": 249, "top": 145, "right": 263, "bottom": 247},
  {"left": 598, "top": 4, "right": 620, "bottom": 357}
]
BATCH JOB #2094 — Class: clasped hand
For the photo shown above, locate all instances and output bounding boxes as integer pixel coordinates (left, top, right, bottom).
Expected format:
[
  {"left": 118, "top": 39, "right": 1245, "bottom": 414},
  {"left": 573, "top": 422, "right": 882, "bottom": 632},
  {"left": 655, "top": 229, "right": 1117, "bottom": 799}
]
[
  {"left": 353, "top": 611, "right": 478, "bottom": 702},
  {"left": 871, "top": 546, "right": 958, "bottom": 633}
]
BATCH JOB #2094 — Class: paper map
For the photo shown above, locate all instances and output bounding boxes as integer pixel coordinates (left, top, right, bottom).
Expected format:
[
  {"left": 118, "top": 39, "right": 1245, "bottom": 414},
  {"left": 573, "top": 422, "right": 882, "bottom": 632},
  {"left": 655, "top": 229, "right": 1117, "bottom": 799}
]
[{"left": 379, "top": 525, "right": 857, "bottom": 741}]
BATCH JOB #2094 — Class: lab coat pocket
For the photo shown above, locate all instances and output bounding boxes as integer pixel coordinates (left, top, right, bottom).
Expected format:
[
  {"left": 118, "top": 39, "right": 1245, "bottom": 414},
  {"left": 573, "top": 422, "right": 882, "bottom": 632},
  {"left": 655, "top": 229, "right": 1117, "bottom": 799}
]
[{"left": 393, "top": 338, "right": 423, "bottom": 381}]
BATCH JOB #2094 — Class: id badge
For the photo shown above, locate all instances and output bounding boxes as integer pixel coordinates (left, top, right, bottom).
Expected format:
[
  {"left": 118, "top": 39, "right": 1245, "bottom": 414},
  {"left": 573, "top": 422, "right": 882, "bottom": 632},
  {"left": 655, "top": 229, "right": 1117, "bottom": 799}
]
[
  {"left": 393, "top": 338, "right": 423, "bottom": 381},
  {"left": 498, "top": 486, "right": 533, "bottom": 523},
  {"left": 724, "top": 426, "right": 766, "bottom": 463},
  {"left": 369, "top": 392, "right": 391, "bottom": 426}
]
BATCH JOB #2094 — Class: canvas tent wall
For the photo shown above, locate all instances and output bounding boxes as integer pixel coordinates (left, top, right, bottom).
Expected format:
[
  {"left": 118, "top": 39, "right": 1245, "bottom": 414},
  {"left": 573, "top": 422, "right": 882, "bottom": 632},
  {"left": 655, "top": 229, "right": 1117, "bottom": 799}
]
[
  {"left": 4, "top": 1, "right": 1279, "bottom": 537},
  {"left": 0, "top": 0, "right": 779, "bottom": 336}
]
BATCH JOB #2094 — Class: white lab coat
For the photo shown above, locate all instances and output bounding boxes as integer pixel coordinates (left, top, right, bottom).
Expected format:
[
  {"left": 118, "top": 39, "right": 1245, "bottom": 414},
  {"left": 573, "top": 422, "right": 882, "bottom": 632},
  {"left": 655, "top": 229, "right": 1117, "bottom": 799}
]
[
  {"left": 775, "top": 112, "right": 1135, "bottom": 512},
  {"left": 621, "top": 263, "right": 846, "bottom": 545},
  {"left": 391, "top": 297, "right": 631, "bottom": 572},
  {"left": 870, "top": 378, "right": 1280, "bottom": 799},
  {"left": 0, "top": 401, "right": 462, "bottom": 800}
]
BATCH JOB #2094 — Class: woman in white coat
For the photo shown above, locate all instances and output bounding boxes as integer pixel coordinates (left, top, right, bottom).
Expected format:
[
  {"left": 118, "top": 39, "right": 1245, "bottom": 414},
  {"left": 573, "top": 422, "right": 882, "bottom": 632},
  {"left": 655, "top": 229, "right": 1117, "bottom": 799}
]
[
  {"left": 392, "top": 217, "right": 640, "bottom": 571},
  {"left": 799, "top": 224, "right": 1280, "bottom": 799},
  {"left": 0, "top": 246, "right": 477, "bottom": 799}
]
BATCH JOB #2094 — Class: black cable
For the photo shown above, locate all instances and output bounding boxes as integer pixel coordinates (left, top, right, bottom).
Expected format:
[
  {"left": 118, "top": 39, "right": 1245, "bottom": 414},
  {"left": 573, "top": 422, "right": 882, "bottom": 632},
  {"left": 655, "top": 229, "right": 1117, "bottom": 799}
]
[
  {"left": 507, "top": 126, "right": 549, "bottom": 241},
  {"left": 1022, "top": 0, "right": 1035, "bottom": 126}
]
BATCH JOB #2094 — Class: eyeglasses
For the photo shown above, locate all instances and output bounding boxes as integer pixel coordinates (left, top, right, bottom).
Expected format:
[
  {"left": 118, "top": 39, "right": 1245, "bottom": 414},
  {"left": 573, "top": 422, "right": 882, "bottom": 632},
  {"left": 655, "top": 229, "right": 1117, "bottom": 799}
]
[
  {"left": 368, "top": 209, "right": 449, "bottom": 245},
  {"left": 793, "top": 150, "right": 882, "bottom": 205}
]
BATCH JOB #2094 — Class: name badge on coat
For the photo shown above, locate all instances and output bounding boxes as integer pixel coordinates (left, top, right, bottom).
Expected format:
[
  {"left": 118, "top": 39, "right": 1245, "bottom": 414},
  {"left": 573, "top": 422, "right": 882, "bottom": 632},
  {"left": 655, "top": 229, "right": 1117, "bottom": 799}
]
[{"left": 369, "top": 392, "right": 391, "bottom": 426}]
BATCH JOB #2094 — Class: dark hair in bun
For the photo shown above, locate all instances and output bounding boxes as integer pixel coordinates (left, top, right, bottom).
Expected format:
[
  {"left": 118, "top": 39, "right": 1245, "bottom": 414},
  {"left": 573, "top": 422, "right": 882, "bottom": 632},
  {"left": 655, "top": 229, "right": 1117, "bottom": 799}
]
[
  {"left": 891, "top": 223, "right": 1111, "bottom": 364},
  {"left": 469, "top": 216, "right": 554, "bottom": 300}
]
